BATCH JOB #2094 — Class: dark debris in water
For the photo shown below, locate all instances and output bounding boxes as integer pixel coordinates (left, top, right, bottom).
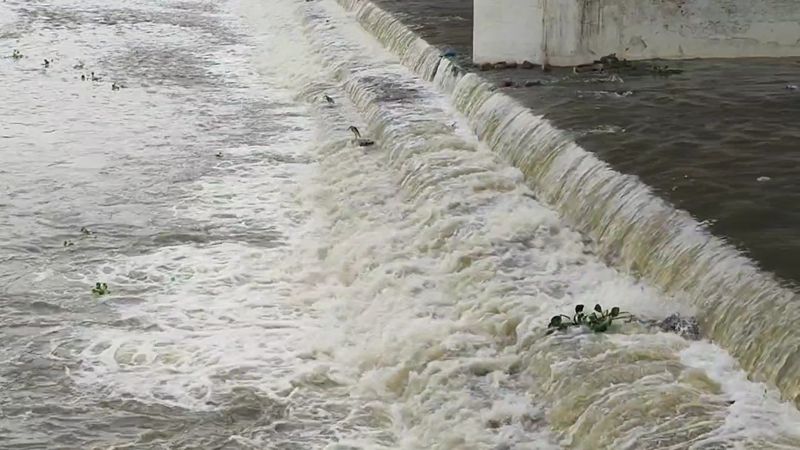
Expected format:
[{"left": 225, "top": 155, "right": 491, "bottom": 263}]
[
  {"left": 356, "top": 138, "right": 375, "bottom": 147},
  {"left": 572, "top": 54, "right": 685, "bottom": 77},
  {"left": 656, "top": 313, "right": 701, "bottom": 340}
]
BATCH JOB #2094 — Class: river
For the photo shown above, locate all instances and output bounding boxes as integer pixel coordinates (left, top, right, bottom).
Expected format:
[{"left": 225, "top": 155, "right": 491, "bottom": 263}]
[{"left": 2, "top": 0, "right": 800, "bottom": 449}]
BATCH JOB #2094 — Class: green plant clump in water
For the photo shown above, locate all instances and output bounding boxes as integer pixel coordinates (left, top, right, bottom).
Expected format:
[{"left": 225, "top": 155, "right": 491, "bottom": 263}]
[
  {"left": 546, "top": 304, "right": 633, "bottom": 335},
  {"left": 92, "top": 282, "right": 109, "bottom": 296},
  {"left": 11, "top": 49, "right": 23, "bottom": 59}
]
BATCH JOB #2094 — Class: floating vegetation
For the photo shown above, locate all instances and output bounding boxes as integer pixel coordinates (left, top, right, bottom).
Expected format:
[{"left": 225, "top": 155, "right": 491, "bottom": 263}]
[
  {"left": 546, "top": 304, "right": 633, "bottom": 335},
  {"left": 11, "top": 49, "right": 23, "bottom": 59},
  {"left": 323, "top": 94, "right": 335, "bottom": 104},
  {"left": 80, "top": 227, "right": 92, "bottom": 235},
  {"left": 547, "top": 305, "right": 702, "bottom": 339},
  {"left": 63, "top": 240, "right": 74, "bottom": 247},
  {"left": 91, "top": 282, "right": 109, "bottom": 296}
]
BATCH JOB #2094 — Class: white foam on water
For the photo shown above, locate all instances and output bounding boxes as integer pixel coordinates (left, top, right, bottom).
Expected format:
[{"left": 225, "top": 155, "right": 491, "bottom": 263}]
[
  {"left": 0, "top": 5, "right": 16, "bottom": 29},
  {"left": 62, "top": 0, "right": 361, "bottom": 447},
  {"left": 78, "top": 242, "right": 308, "bottom": 403},
  {"left": 291, "top": 0, "right": 800, "bottom": 447},
  {"left": 680, "top": 343, "right": 800, "bottom": 446},
  {"left": 56, "top": 0, "right": 412, "bottom": 447},
  {"left": 50, "top": 0, "right": 800, "bottom": 447}
]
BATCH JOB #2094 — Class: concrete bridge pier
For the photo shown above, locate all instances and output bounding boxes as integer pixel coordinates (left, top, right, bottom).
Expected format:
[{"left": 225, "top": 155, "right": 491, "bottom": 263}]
[{"left": 473, "top": 0, "right": 800, "bottom": 66}]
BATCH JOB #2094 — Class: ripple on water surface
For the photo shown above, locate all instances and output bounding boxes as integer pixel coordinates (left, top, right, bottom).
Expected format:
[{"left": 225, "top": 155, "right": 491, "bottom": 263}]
[
  {"left": 0, "top": 0, "right": 331, "bottom": 447},
  {"left": 366, "top": 0, "right": 800, "bottom": 286},
  {"left": 5, "top": 0, "right": 800, "bottom": 448}
]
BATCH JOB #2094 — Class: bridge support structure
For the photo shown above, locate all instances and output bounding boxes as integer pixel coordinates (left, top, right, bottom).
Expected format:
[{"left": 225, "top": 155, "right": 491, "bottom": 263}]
[{"left": 473, "top": 0, "right": 800, "bottom": 66}]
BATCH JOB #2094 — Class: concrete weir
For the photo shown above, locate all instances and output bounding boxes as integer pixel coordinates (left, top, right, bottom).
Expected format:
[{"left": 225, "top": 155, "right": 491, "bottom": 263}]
[
  {"left": 473, "top": 0, "right": 800, "bottom": 65},
  {"left": 337, "top": 0, "right": 800, "bottom": 411}
]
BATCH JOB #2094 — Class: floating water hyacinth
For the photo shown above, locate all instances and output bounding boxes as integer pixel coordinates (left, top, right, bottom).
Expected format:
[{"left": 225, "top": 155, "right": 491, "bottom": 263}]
[
  {"left": 91, "top": 282, "right": 109, "bottom": 296},
  {"left": 546, "top": 304, "right": 633, "bottom": 335}
]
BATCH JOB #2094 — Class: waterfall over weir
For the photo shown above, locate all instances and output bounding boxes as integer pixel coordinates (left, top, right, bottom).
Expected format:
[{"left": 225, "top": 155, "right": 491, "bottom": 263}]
[{"left": 335, "top": 0, "right": 800, "bottom": 410}]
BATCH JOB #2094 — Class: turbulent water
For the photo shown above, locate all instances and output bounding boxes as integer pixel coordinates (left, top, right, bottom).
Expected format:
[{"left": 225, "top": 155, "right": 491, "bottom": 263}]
[
  {"left": 366, "top": 0, "right": 800, "bottom": 287},
  {"left": 2, "top": 0, "right": 800, "bottom": 449}
]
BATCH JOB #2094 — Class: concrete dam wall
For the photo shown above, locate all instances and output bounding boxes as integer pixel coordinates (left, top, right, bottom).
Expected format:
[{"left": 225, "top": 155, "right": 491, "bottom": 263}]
[
  {"left": 474, "top": 0, "right": 800, "bottom": 65},
  {"left": 337, "top": 0, "right": 800, "bottom": 414}
]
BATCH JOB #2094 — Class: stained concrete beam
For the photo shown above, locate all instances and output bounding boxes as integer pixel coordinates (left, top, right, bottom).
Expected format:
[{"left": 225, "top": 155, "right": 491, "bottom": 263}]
[{"left": 474, "top": 0, "right": 800, "bottom": 65}]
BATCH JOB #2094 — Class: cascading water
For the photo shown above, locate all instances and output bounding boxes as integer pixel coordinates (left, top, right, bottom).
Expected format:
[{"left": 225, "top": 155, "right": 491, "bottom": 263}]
[
  {"left": 4, "top": 0, "right": 800, "bottom": 447},
  {"left": 292, "top": 0, "right": 800, "bottom": 448},
  {"left": 333, "top": 0, "right": 800, "bottom": 412}
]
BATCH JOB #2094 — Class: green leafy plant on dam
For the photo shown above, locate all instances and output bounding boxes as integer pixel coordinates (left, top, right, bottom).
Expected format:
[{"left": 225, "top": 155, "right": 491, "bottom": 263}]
[{"left": 547, "top": 304, "right": 634, "bottom": 334}]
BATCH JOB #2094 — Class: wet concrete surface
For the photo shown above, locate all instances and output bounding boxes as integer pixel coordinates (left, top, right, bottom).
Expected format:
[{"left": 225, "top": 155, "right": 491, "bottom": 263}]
[{"left": 370, "top": 0, "right": 800, "bottom": 285}]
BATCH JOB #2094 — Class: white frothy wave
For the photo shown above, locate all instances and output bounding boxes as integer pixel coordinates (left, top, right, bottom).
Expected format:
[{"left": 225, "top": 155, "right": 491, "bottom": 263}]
[
  {"left": 60, "top": 0, "right": 800, "bottom": 448},
  {"left": 297, "top": 0, "right": 800, "bottom": 447}
]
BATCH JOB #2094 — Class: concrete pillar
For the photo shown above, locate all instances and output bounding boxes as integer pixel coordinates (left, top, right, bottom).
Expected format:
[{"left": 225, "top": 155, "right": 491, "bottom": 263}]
[
  {"left": 473, "top": 0, "right": 544, "bottom": 65},
  {"left": 473, "top": 0, "right": 800, "bottom": 66}
]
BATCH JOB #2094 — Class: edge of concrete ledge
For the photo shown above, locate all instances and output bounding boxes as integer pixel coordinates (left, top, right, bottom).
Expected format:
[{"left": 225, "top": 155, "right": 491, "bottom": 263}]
[{"left": 333, "top": 0, "right": 800, "bottom": 409}]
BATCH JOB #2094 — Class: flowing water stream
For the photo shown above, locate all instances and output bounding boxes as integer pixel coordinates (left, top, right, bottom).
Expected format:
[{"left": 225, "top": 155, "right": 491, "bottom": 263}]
[{"left": 2, "top": 0, "right": 800, "bottom": 449}]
